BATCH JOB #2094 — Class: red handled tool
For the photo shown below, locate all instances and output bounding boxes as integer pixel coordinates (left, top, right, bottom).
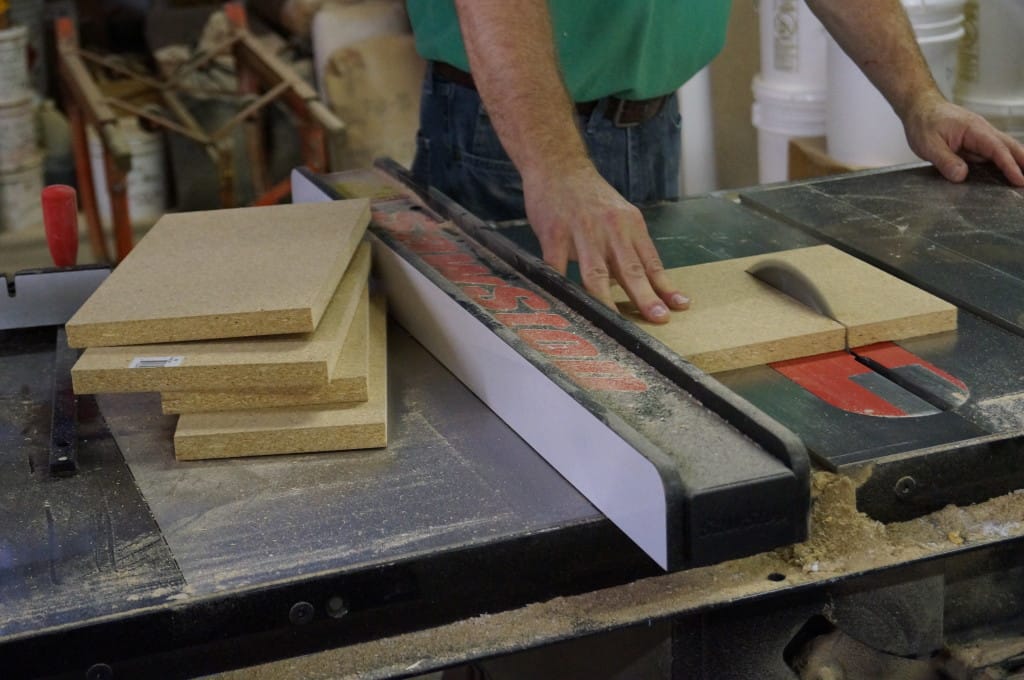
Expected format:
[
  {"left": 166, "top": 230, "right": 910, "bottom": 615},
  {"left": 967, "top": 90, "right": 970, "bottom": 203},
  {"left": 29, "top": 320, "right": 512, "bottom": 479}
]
[
  {"left": 41, "top": 185, "right": 83, "bottom": 476},
  {"left": 41, "top": 184, "right": 79, "bottom": 267}
]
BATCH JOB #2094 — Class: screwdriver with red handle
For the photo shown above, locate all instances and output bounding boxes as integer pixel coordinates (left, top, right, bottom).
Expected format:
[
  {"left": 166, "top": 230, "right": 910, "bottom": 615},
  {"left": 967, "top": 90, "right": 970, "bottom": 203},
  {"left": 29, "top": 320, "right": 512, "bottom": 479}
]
[{"left": 41, "top": 184, "right": 79, "bottom": 267}]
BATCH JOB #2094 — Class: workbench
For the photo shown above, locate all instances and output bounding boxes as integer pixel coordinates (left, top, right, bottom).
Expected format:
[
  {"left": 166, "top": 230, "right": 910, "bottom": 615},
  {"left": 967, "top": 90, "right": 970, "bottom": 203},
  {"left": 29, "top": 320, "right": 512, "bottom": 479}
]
[{"left": 2, "top": 163, "right": 1023, "bottom": 679}]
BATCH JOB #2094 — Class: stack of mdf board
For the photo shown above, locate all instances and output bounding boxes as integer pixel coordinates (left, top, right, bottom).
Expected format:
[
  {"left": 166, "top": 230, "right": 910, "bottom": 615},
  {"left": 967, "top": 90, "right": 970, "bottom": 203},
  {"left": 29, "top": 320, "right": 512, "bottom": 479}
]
[
  {"left": 67, "top": 200, "right": 389, "bottom": 461},
  {"left": 614, "top": 245, "right": 957, "bottom": 373}
]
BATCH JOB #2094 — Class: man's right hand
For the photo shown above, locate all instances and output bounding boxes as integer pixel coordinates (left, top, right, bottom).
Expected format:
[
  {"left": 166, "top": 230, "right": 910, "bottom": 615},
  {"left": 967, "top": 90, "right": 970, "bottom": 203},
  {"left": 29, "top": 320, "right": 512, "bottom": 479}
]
[
  {"left": 455, "top": 0, "right": 688, "bottom": 324},
  {"left": 524, "top": 166, "right": 690, "bottom": 324}
]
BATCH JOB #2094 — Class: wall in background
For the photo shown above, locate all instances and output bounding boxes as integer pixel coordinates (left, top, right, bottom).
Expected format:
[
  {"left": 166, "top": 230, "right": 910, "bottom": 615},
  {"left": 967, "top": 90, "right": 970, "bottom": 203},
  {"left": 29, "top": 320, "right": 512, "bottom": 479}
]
[{"left": 711, "top": 1, "right": 760, "bottom": 191}]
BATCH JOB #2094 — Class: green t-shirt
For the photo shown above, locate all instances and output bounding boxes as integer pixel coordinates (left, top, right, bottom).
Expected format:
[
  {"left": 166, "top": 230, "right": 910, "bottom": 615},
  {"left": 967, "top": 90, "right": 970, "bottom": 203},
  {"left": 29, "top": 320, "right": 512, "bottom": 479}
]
[{"left": 406, "top": 1, "right": 733, "bottom": 102}]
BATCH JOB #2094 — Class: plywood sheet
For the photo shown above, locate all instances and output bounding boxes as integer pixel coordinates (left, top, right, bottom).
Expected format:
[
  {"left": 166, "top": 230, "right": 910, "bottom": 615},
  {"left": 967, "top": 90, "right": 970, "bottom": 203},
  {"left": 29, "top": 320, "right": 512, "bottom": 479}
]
[
  {"left": 614, "top": 245, "right": 956, "bottom": 373},
  {"left": 71, "top": 243, "right": 371, "bottom": 394},
  {"left": 66, "top": 199, "right": 370, "bottom": 347},
  {"left": 161, "top": 285, "right": 370, "bottom": 414},
  {"left": 173, "top": 294, "right": 388, "bottom": 460}
]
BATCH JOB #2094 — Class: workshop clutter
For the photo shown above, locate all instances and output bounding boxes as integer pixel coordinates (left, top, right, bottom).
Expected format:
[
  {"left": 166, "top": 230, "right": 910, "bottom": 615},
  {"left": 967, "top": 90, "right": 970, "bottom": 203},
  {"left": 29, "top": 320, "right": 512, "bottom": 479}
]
[
  {"left": 752, "top": 0, "right": 828, "bottom": 183},
  {"left": 0, "top": 18, "right": 42, "bottom": 233},
  {"left": 64, "top": 198, "right": 389, "bottom": 461},
  {"left": 826, "top": 0, "right": 966, "bottom": 167},
  {"left": 310, "top": 0, "right": 423, "bottom": 171},
  {"left": 955, "top": 0, "right": 1024, "bottom": 143}
]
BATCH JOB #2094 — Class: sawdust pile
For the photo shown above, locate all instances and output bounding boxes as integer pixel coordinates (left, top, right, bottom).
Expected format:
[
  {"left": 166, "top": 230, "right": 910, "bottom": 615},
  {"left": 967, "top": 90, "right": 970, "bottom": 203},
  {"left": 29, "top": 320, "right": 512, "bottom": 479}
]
[
  {"left": 781, "top": 472, "right": 889, "bottom": 573},
  {"left": 776, "top": 471, "right": 1024, "bottom": 575}
]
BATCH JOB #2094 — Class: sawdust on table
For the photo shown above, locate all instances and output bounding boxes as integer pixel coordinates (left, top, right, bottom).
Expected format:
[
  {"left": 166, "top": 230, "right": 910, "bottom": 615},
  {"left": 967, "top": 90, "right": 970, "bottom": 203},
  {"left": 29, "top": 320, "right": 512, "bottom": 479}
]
[{"left": 775, "top": 471, "right": 1024, "bottom": 576}]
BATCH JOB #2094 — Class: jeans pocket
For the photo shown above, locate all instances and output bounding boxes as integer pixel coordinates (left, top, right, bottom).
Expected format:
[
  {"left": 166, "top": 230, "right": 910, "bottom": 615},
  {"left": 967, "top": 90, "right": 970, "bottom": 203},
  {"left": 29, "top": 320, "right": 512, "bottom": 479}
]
[
  {"left": 458, "top": 148, "right": 526, "bottom": 221},
  {"left": 411, "top": 131, "right": 431, "bottom": 187}
]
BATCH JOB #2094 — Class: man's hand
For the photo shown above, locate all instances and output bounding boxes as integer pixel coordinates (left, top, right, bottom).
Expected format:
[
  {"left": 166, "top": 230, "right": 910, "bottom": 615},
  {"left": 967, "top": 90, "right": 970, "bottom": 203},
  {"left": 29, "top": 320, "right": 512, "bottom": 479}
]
[
  {"left": 902, "top": 91, "right": 1024, "bottom": 186},
  {"left": 524, "top": 166, "right": 690, "bottom": 323},
  {"left": 809, "top": 0, "right": 1024, "bottom": 186},
  {"left": 455, "top": 0, "right": 686, "bottom": 324}
]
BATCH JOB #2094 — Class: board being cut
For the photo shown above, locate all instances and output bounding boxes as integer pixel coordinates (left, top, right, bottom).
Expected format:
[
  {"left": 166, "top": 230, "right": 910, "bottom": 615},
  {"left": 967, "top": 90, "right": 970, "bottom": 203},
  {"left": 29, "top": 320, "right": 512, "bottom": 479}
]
[
  {"left": 173, "top": 294, "right": 388, "bottom": 460},
  {"left": 615, "top": 245, "right": 956, "bottom": 373},
  {"left": 763, "top": 245, "right": 957, "bottom": 346},
  {"left": 71, "top": 243, "right": 370, "bottom": 394},
  {"left": 160, "top": 285, "right": 370, "bottom": 414},
  {"left": 66, "top": 198, "right": 370, "bottom": 347}
]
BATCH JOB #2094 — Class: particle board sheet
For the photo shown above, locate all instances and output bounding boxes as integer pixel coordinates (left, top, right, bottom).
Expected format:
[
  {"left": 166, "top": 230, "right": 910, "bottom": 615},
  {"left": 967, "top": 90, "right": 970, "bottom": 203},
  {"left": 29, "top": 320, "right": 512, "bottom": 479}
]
[
  {"left": 65, "top": 199, "right": 370, "bottom": 347},
  {"left": 71, "top": 243, "right": 371, "bottom": 395},
  {"left": 172, "top": 294, "right": 388, "bottom": 460},
  {"left": 615, "top": 245, "right": 956, "bottom": 373},
  {"left": 160, "top": 285, "right": 370, "bottom": 414},
  {"left": 765, "top": 245, "right": 958, "bottom": 346}
]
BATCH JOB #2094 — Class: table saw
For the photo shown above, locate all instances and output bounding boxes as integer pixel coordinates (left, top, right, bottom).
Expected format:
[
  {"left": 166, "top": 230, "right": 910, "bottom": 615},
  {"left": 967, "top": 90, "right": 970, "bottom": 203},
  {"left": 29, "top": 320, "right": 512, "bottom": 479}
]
[{"left": 2, "top": 162, "right": 1023, "bottom": 679}]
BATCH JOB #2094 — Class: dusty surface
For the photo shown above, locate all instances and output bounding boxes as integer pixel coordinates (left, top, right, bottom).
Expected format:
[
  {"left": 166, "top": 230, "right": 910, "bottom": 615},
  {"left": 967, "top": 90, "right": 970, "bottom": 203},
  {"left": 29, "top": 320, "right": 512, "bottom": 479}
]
[{"left": 205, "top": 472, "right": 1024, "bottom": 680}]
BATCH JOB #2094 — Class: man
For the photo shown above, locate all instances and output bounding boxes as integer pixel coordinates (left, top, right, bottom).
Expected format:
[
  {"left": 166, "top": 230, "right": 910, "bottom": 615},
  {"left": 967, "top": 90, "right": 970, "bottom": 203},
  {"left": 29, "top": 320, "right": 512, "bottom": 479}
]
[{"left": 406, "top": 1, "right": 1024, "bottom": 325}]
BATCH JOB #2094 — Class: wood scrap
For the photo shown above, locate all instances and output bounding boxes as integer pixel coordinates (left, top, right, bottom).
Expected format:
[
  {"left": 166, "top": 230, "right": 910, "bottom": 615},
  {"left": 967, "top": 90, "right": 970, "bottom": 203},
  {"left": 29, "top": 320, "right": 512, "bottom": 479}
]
[
  {"left": 70, "top": 242, "right": 370, "bottom": 394},
  {"left": 66, "top": 199, "right": 370, "bottom": 347},
  {"left": 173, "top": 293, "right": 388, "bottom": 460},
  {"left": 616, "top": 254, "right": 846, "bottom": 373},
  {"left": 160, "top": 284, "right": 369, "bottom": 413},
  {"left": 761, "top": 245, "right": 957, "bottom": 346},
  {"left": 615, "top": 245, "right": 956, "bottom": 373}
]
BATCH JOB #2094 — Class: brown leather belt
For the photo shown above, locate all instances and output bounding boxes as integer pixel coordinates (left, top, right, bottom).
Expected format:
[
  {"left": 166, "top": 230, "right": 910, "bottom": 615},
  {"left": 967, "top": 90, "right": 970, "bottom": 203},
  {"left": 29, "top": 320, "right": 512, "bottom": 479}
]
[{"left": 431, "top": 61, "right": 669, "bottom": 128}]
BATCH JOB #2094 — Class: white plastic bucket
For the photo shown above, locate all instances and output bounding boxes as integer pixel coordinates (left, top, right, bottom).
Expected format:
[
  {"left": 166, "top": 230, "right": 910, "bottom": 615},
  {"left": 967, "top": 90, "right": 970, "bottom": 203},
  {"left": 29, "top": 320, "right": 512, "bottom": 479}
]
[
  {"left": 961, "top": 96, "right": 1024, "bottom": 142},
  {"left": 752, "top": 76, "right": 827, "bottom": 183},
  {"left": 8, "top": 0, "right": 46, "bottom": 94},
  {"left": 0, "top": 93, "right": 38, "bottom": 173},
  {"left": 0, "top": 25, "right": 28, "bottom": 93},
  {"left": 88, "top": 118, "right": 167, "bottom": 228},
  {"left": 757, "top": 0, "right": 828, "bottom": 91},
  {"left": 956, "top": 0, "right": 1024, "bottom": 104},
  {"left": 0, "top": 152, "right": 42, "bottom": 233},
  {"left": 826, "top": 0, "right": 965, "bottom": 167}
]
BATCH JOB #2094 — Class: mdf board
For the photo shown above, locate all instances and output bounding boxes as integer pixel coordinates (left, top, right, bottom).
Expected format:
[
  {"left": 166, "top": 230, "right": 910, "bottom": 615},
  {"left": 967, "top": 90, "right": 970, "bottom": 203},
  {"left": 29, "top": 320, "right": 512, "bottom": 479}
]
[
  {"left": 173, "top": 294, "right": 388, "bottom": 460},
  {"left": 762, "top": 245, "right": 957, "bottom": 346},
  {"left": 161, "top": 286, "right": 370, "bottom": 414},
  {"left": 615, "top": 245, "right": 956, "bottom": 373},
  {"left": 66, "top": 199, "right": 370, "bottom": 347},
  {"left": 71, "top": 243, "right": 371, "bottom": 395}
]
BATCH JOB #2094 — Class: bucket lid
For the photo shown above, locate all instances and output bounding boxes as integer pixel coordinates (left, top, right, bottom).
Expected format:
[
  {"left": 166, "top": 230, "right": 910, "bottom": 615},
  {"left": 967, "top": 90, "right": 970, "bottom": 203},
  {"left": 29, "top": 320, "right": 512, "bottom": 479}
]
[
  {"left": 902, "top": 0, "right": 965, "bottom": 24},
  {"left": 752, "top": 75, "right": 826, "bottom": 104},
  {"left": 0, "top": 25, "right": 28, "bottom": 40},
  {"left": 0, "top": 151, "right": 45, "bottom": 176},
  {"left": 0, "top": 91, "right": 34, "bottom": 109},
  {"left": 901, "top": 0, "right": 965, "bottom": 11},
  {"left": 959, "top": 96, "right": 1024, "bottom": 116}
]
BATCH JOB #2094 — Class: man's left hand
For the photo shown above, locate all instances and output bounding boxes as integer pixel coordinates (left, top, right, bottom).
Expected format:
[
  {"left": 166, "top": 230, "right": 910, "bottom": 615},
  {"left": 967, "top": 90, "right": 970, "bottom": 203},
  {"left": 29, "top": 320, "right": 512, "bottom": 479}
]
[{"left": 903, "top": 91, "right": 1024, "bottom": 186}]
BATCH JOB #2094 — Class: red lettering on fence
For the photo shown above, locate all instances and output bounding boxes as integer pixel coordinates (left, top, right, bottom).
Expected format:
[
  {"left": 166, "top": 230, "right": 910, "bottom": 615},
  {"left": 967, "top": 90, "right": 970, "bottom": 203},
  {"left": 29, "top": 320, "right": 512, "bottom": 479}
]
[
  {"left": 495, "top": 313, "right": 570, "bottom": 329},
  {"left": 518, "top": 329, "right": 599, "bottom": 358},
  {"left": 553, "top": 360, "right": 648, "bottom": 392}
]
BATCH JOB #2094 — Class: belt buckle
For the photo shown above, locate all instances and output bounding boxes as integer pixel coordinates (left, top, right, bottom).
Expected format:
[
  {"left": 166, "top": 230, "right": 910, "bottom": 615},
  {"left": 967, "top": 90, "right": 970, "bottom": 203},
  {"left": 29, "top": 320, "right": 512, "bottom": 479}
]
[
  {"left": 610, "top": 96, "right": 666, "bottom": 128},
  {"left": 610, "top": 98, "right": 641, "bottom": 129}
]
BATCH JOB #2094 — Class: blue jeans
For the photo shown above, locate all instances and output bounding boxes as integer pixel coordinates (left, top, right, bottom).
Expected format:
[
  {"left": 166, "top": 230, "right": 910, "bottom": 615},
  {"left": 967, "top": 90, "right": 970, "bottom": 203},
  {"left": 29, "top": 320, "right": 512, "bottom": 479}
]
[{"left": 411, "top": 65, "right": 682, "bottom": 222}]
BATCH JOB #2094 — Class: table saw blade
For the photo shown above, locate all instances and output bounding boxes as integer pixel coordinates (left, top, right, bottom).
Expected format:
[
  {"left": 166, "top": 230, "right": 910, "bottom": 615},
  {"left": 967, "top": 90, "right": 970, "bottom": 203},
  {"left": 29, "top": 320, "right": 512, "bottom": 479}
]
[{"left": 747, "top": 259, "right": 837, "bottom": 321}]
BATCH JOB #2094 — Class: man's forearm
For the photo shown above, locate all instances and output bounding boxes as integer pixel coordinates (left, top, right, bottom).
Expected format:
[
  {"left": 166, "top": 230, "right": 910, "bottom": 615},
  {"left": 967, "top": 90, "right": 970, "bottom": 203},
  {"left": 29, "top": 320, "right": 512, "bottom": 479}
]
[
  {"left": 453, "top": 0, "right": 594, "bottom": 187},
  {"left": 807, "top": 0, "right": 941, "bottom": 117}
]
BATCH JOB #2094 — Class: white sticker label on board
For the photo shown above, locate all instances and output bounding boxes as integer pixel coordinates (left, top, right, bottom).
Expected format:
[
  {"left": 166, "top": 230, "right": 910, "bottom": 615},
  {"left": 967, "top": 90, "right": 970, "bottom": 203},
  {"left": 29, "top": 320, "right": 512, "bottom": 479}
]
[{"left": 129, "top": 356, "right": 184, "bottom": 369}]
